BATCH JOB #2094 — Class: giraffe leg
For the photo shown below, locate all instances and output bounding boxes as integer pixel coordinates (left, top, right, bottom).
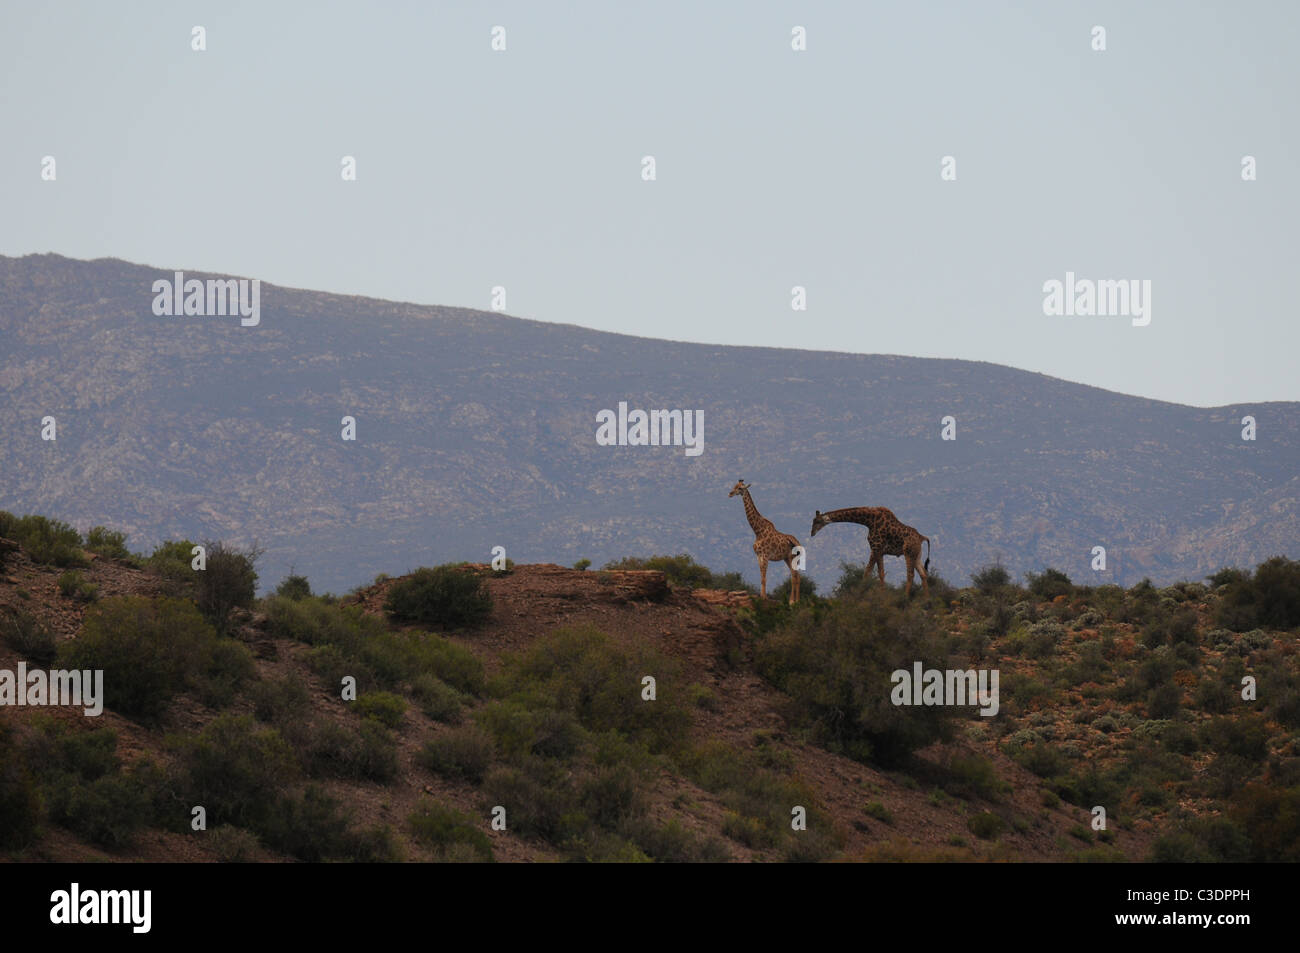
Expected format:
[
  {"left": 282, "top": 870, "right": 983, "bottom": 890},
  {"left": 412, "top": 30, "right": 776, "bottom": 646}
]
[
  {"left": 904, "top": 554, "right": 915, "bottom": 597},
  {"left": 877, "top": 553, "right": 886, "bottom": 586},
  {"left": 786, "top": 558, "right": 798, "bottom": 605},
  {"left": 759, "top": 558, "right": 768, "bottom": 601}
]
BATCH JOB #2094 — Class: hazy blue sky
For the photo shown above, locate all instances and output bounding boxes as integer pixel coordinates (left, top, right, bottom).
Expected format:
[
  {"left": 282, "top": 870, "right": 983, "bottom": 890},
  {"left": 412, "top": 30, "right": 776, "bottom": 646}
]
[{"left": 3, "top": 1, "right": 1296, "bottom": 406}]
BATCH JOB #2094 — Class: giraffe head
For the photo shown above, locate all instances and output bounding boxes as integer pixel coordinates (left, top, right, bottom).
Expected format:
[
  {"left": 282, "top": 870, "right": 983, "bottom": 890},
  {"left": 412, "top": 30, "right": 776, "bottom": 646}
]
[
  {"left": 728, "top": 479, "right": 750, "bottom": 498},
  {"left": 810, "top": 509, "right": 830, "bottom": 537}
]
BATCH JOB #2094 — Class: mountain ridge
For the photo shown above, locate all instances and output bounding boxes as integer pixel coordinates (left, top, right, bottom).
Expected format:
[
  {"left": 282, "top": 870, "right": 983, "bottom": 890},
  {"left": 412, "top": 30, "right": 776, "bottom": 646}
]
[{"left": 1, "top": 254, "right": 1296, "bottom": 595}]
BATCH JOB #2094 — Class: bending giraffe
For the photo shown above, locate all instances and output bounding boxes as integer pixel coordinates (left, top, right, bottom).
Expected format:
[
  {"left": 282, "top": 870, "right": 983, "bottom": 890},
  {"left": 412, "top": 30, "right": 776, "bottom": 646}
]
[
  {"left": 810, "top": 506, "right": 931, "bottom": 596},
  {"left": 729, "top": 479, "right": 802, "bottom": 604}
]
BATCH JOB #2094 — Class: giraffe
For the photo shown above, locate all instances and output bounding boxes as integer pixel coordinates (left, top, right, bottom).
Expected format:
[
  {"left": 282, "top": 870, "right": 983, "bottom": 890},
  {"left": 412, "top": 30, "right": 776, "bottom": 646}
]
[
  {"left": 729, "top": 479, "right": 802, "bottom": 604},
  {"left": 810, "top": 506, "right": 931, "bottom": 596}
]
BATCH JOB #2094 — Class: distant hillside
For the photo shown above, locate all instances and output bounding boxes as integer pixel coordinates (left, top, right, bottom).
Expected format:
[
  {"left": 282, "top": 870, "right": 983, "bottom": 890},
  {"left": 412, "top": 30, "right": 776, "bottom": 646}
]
[{"left": 1, "top": 253, "right": 1296, "bottom": 593}]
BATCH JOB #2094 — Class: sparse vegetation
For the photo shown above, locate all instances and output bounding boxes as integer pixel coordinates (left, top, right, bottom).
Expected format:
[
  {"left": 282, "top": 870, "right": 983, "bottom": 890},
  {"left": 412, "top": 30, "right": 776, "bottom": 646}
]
[
  {"left": 58, "top": 596, "right": 255, "bottom": 721},
  {"left": 85, "top": 526, "right": 131, "bottom": 561},
  {"left": 195, "top": 540, "right": 261, "bottom": 633},
  {"left": 1, "top": 609, "right": 57, "bottom": 664},
  {"left": 57, "top": 570, "right": 98, "bottom": 603},
  {"left": 2, "top": 510, "right": 1296, "bottom": 865},
  {"left": 408, "top": 801, "right": 494, "bottom": 862},
  {"left": 384, "top": 565, "right": 493, "bottom": 629},
  {"left": 602, "top": 553, "right": 752, "bottom": 592},
  {"left": 418, "top": 725, "right": 495, "bottom": 783},
  {"left": 1, "top": 514, "right": 86, "bottom": 567},
  {"left": 754, "top": 589, "right": 954, "bottom": 766},
  {"left": 275, "top": 573, "right": 313, "bottom": 601}
]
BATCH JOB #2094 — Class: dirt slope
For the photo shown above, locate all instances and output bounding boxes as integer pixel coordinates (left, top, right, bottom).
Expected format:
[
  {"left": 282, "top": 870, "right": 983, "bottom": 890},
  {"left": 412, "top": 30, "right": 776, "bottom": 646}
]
[{"left": 1, "top": 548, "right": 1149, "bottom": 862}]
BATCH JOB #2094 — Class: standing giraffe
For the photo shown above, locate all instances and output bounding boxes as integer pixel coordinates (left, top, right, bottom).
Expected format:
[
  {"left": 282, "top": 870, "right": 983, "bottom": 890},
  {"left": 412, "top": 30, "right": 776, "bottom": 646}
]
[
  {"left": 810, "top": 506, "right": 931, "bottom": 596},
  {"left": 729, "top": 479, "right": 802, "bottom": 604}
]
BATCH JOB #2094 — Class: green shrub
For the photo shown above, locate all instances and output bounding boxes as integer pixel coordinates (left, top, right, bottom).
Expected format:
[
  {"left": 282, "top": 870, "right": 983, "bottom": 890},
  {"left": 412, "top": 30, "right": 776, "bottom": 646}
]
[
  {"left": 573, "top": 559, "right": 592, "bottom": 571},
  {"left": 1213, "top": 557, "right": 1300, "bottom": 631},
  {"left": 1146, "top": 682, "right": 1182, "bottom": 719},
  {"left": 475, "top": 702, "right": 584, "bottom": 760},
  {"left": 20, "top": 720, "right": 162, "bottom": 848},
  {"left": 146, "top": 539, "right": 199, "bottom": 592},
  {"left": 480, "top": 763, "right": 570, "bottom": 840},
  {"left": 753, "top": 592, "right": 953, "bottom": 766},
  {"left": 171, "top": 714, "right": 298, "bottom": 827},
  {"left": 677, "top": 741, "right": 837, "bottom": 858},
  {"left": 408, "top": 801, "right": 494, "bottom": 862},
  {"left": 307, "top": 644, "right": 365, "bottom": 696},
  {"left": 0, "top": 723, "right": 42, "bottom": 850},
  {"left": 353, "top": 691, "right": 407, "bottom": 728},
  {"left": 58, "top": 596, "right": 255, "bottom": 721},
  {"left": 292, "top": 718, "right": 399, "bottom": 783},
  {"left": 1026, "top": 568, "right": 1072, "bottom": 601},
  {"left": 967, "top": 811, "right": 1004, "bottom": 840},
  {"left": 1007, "top": 741, "right": 1067, "bottom": 778},
  {"left": 208, "top": 824, "right": 260, "bottom": 862},
  {"left": 275, "top": 574, "right": 312, "bottom": 601},
  {"left": 264, "top": 595, "right": 383, "bottom": 650},
  {"left": 941, "top": 753, "right": 1009, "bottom": 800},
  {"left": 1062, "top": 641, "right": 1108, "bottom": 686},
  {"left": 195, "top": 540, "right": 260, "bottom": 633},
  {"left": 57, "top": 570, "right": 98, "bottom": 603},
  {"left": 623, "top": 817, "right": 731, "bottom": 863},
  {"left": 410, "top": 636, "right": 485, "bottom": 695},
  {"left": 36, "top": 722, "right": 120, "bottom": 780},
  {"left": 602, "top": 553, "right": 751, "bottom": 592},
  {"left": 972, "top": 564, "right": 1011, "bottom": 593},
  {"left": 7, "top": 515, "right": 85, "bottom": 567},
  {"left": 250, "top": 675, "right": 311, "bottom": 723},
  {"left": 1, "top": 609, "right": 57, "bottom": 664},
  {"left": 46, "top": 769, "right": 154, "bottom": 848},
  {"left": 197, "top": 639, "right": 256, "bottom": 708},
  {"left": 411, "top": 674, "right": 466, "bottom": 722},
  {"left": 687, "top": 683, "right": 720, "bottom": 711},
  {"left": 276, "top": 599, "right": 487, "bottom": 697},
  {"left": 1149, "top": 832, "right": 1214, "bottom": 862},
  {"left": 490, "top": 626, "right": 690, "bottom": 753},
  {"left": 864, "top": 801, "right": 893, "bottom": 824},
  {"left": 1229, "top": 784, "right": 1300, "bottom": 862},
  {"left": 418, "top": 725, "right": 495, "bottom": 783},
  {"left": 259, "top": 784, "right": 389, "bottom": 862},
  {"left": 85, "top": 526, "right": 131, "bottom": 561},
  {"left": 722, "top": 810, "right": 776, "bottom": 848},
  {"left": 831, "top": 561, "right": 878, "bottom": 599},
  {"left": 1198, "top": 714, "right": 1269, "bottom": 761},
  {"left": 1024, "top": 620, "right": 1064, "bottom": 658},
  {"left": 384, "top": 566, "right": 493, "bottom": 629},
  {"left": 771, "top": 575, "right": 817, "bottom": 603}
]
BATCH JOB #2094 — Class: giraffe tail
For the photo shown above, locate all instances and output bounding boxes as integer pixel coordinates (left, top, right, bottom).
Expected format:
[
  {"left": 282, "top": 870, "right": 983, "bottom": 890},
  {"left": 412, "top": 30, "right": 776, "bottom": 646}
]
[{"left": 923, "top": 536, "right": 931, "bottom": 574}]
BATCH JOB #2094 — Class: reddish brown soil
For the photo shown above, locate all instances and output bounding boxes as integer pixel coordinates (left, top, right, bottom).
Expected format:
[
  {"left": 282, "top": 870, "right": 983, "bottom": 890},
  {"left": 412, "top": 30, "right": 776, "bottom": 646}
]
[{"left": 1, "top": 548, "right": 1152, "bottom": 863}]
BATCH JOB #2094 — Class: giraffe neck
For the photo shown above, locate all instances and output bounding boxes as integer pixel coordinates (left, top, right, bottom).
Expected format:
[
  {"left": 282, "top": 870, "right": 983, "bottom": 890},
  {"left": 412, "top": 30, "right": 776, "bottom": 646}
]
[
  {"left": 740, "top": 488, "right": 774, "bottom": 537},
  {"left": 823, "top": 507, "right": 884, "bottom": 530}
]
